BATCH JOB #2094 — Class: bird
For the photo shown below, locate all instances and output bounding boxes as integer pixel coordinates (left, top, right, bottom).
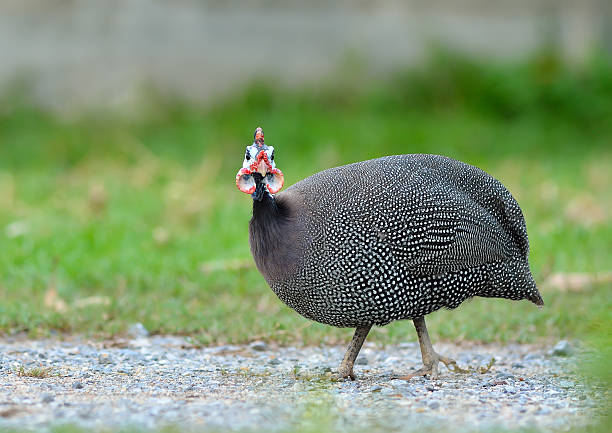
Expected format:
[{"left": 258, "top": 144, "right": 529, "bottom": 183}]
[{"left": 236, "top": 127, "right": 543, "bottom": 380}]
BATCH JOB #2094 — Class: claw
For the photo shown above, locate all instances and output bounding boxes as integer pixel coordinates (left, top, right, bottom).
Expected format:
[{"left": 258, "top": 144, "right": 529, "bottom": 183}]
[
  {"left": 396, "top": 352, "right": 460, "bottom": 380},
  {"left": 332, "top": 364, "right": 356, "bottom": 381},
  {"left": 440, "top": 356, "right": 471, "bottom": 373},
  {"left": 396, "top": 356, "right": 495, "bottom": 380},
  {"left": 331, "top": 371, "right": 355, "bottom": 382},
  {"left": 393, "top": 367, "right": 436, "bottom": 381}
]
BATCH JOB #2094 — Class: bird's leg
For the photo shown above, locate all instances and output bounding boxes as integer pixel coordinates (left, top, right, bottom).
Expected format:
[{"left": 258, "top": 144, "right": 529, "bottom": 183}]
[
  {"left": 397, "top": 316, "right": 459, "bottom": 380},
  {"left": 334, "top": 325, "right": 372, "bottom": 381}
]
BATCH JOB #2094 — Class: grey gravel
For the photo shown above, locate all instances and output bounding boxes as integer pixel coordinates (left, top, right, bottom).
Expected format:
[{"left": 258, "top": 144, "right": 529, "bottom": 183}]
[
  {"left": 0, "top": 337, "right": 603, "bottom": 432},
  {"left": 355, "top": 355, "right": 368, "bottom": 365}
]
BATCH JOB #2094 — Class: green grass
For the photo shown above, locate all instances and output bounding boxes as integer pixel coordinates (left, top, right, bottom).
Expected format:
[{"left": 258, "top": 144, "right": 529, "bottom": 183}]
[
  {"left": 15, "top": 365, "right": 54, "bottom": 378},
  {"left": 0, "top": 50, "right": 611, "bottom": 347}
]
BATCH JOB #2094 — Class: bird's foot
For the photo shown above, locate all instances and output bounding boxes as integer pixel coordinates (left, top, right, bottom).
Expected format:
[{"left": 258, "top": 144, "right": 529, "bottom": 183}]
[
  {"left": 331, "top": 363, "right": 356, "bottom": 382},
  {"left": 395, "top": 353, "right": 465, "bottom": 380}
]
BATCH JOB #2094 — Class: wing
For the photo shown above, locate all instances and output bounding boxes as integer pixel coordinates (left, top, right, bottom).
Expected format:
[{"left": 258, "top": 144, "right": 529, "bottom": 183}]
[{"left": 374, "top": 176, "right": 518, "bottom": 276}]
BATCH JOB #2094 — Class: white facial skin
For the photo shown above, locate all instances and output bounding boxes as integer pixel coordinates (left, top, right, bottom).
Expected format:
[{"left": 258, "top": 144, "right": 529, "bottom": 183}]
[{"left": 242, "top": 145, "right": 276, "bottom": 170}]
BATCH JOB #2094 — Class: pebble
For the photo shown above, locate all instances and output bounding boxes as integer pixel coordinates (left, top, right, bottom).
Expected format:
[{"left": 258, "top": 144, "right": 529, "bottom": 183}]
[
  {"left": 127, "top": 323, "right": 149, "bottom": 338},
  {"left": 41, "top": 393, "right": 55, "bottom": 403},
  {"left": 98, "top": 354, "right": 113, "bottom": 365},
  {"left": 537, "top": 406, "right": 552, "bottom": 415},
  {"left": 0, "top": 338, "right": 598, "bottom": 433},
  {"left": 249, "top": 341, "right": 268, "bottom": 352},
  {"left": 551, "top": 340, "right": 572, "bottom": 357}
]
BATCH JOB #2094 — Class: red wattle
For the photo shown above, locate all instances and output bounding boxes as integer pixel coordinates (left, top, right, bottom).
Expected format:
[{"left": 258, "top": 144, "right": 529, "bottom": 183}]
[
  {"left": 266, "top": 168, "right": 284, "bottom": 194},
  {"left": 236, "top": 168, "right": 256, "bottom": 194}
]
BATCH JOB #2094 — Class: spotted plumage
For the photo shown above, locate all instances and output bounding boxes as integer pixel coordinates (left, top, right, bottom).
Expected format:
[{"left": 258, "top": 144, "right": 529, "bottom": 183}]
[{"left": 238, "top": 129, "right": 543, "bottom": 380}]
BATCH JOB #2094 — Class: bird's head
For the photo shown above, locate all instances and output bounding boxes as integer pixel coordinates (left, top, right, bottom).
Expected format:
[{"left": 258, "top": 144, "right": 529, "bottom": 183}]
[{"left": 235, "top": 127, "right": 284, "bottom": 201}]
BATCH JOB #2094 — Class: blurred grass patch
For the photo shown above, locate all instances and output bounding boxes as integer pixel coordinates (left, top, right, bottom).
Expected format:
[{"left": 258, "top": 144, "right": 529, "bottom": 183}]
[{"left": 0, "top": 50, "right": 610, "bottom": 347}]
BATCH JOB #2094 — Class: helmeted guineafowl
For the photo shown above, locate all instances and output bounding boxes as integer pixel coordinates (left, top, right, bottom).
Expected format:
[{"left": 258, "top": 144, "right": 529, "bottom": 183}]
[{"left": 236, "top": 127, "right": 544, "bottom": 380}]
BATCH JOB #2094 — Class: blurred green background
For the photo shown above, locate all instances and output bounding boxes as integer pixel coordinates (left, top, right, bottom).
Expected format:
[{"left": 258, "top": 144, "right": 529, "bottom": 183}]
[{"left": 1, "top": 50, "right": 610, "bottom": 347}]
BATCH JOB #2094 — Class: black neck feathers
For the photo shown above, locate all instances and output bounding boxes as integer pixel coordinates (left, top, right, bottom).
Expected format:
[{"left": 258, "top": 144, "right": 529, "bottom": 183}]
[
  {"left": 249, "top": 191, "right": 299, "bottom": 283},
  {"left": 252, "top": 189, "right": 280, "bottom": 221},
  {"left": 250, "top": 191, "right": 289, "bottom": 253}
]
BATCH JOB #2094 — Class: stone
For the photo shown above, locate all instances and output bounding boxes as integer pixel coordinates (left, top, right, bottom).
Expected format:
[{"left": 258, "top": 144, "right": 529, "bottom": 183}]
[
  {"left": 380, "top": 387, "right": 397, "bottom": 396},
  {"left": 41, "top": 393, "right": 55, "bottom": 403},
  {"left": 98, "top": 354, "right": 113, "bottom": 365},
  {"left": 537, "top": 406, "right": 552, "bottom": 415},
  {"left": 524, "top": 353, "right": 541, "bottom": 361},
  {"left": 127, "top": 323, "right": 149, "bottom": 338},
  {"left": 551, "top": 340, "right": 572, "bottom": 357},
  {"left": 249, "top": 341, "right": 268, "bottom": 352}
]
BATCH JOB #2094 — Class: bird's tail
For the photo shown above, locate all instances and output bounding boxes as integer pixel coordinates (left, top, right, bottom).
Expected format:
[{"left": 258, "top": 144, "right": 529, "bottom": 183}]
[
  {"left": 488, "top": 260, "right": 544, "bottom": 307},
  {"left": 514, "top": 260, "right": 544, "bottom": 307},
  {"left": 527, "top": 285, "right": 544, "bottom": 307}
]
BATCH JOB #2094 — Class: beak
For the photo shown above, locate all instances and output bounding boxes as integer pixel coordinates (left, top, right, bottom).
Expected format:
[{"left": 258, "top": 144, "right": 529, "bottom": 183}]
[{"left": 256, "top": 156, "right": 268, "bottom": 176}]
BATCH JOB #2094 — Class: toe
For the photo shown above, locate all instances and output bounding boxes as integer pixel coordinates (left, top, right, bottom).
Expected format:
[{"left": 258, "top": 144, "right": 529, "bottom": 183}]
[
  {"left": 332, "top": 366, "right": 355, "bottom": 381},
  {"left": 396, "top": 368, "right": 430, "bottom": 381},
  {"left": 439, "top": 355, "right": 456, "bottom": 367},
  {"left": 430, "top": 363, "right": 440, "bottom": 379}
]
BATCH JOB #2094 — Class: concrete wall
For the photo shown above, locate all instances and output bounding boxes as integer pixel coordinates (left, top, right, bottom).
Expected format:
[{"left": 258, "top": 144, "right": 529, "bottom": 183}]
[{"left": 1, "top": 0, "right": 609, "bottom": 110}]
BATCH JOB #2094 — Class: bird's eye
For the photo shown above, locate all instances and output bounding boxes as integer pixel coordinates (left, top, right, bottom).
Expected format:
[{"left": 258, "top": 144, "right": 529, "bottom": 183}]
[
  {"left": 270, "top": 150, "right": 275, "bottom": 161},
  {"left": 245, "top": 150, "right": 251, "bottom": 160}
]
